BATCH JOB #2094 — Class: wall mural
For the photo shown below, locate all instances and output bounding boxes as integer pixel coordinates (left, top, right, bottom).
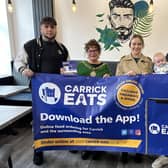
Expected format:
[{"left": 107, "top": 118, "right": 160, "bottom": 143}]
[{"left": 96, "top": 0, "right": 154, "bottom": 51}]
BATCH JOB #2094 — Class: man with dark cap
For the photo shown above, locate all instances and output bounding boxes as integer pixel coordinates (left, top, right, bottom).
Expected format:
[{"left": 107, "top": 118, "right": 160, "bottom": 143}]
[
  {"left": 14, "top": 16, "right": 69, "bottom": 165},
  {"left": 15, "top": 16, "right": 69, "bottom": 77}
]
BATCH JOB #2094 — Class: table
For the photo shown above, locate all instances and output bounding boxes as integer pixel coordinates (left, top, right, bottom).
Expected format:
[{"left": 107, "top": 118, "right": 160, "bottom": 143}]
[
  {"left": 0, "top": 85, "right": 31, "bottom": 133},
  {"left": 0, "top": 85, "right": 28, "bottom": 98},
  {"left": 0, "top": 105, "right": 32, "bottom": 130}
]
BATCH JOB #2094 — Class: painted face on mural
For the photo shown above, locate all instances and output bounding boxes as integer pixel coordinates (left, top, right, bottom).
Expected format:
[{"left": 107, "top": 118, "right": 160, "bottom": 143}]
[{"left": 109, "top": 7, "right": 134, "bottom": 42}]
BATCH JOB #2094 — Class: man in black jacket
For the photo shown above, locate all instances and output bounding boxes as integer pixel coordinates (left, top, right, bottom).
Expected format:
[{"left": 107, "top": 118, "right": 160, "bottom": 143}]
[{"left": 14, "top": 16, "right": 69, "bottom": 165}]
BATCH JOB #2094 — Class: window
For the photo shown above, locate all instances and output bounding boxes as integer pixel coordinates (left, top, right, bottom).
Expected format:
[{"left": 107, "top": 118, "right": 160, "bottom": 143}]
[{"left": 0, "top": 0, "right": 12, "bottom": 76}]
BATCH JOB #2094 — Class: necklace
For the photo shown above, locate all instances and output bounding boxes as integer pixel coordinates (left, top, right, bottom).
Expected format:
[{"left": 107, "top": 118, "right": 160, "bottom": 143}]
[
  {"left": 90, "top": 71, "right": 96, "bottom": 77},
  {"left": 83, "top": 61, "right": 104, "bottom": 77}
]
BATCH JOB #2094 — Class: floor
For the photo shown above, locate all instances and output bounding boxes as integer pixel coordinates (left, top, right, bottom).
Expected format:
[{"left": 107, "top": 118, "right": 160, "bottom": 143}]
[{"left": 0, "top": 122, "right": 166, "bottom": 168}]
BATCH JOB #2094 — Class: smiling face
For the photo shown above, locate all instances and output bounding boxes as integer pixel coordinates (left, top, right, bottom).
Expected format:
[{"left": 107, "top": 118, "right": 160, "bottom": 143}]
[
  {"left": 87, "top": 46, "right": 100, "bottom": 63},
  {"left": 85, "top": 39, "right": 101, "bottom": 64},
  {"left": 40, "top": 23, "right": 57, "bottom": 40},
  {"left": 129, "top": 37, "right": 144, "bottom": 57}
]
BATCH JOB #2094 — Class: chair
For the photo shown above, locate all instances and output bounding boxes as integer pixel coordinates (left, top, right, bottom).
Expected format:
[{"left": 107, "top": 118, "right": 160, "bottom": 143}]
[{"left": 0, "top": 144, "right": 13, "bottom": 168}]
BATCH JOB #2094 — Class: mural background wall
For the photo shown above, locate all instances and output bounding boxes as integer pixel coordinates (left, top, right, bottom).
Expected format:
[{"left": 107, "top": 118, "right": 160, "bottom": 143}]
[{"left": 54, "top": 0, "right": 168, "bottom": 61}]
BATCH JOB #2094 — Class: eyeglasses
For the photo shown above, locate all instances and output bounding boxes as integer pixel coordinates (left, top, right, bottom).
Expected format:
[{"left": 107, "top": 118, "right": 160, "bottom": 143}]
[{"left": 88, "top": 49, "right": 98, "bottom": 53}]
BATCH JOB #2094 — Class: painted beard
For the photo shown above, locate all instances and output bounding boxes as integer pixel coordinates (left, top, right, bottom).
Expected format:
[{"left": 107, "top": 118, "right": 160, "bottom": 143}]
[{"left": 115, "top": 26, "right": 133, "bottom": 42}]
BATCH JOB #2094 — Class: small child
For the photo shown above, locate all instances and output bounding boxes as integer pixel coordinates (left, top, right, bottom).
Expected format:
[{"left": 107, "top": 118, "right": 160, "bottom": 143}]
[
  {"left": 152, "top": 52, "right": 168, "bottom": 168},
  {"left": 153, "top": 52, "right": 168, "bottom": 74}
]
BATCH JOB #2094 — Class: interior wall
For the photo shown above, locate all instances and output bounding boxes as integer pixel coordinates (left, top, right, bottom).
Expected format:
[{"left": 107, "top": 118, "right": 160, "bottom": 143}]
[
  {"left": 54, "top": 0, "right": 168, "bottom": 61},
  {"left": 12, "top": 0, "right": 34, "bottom": 58}
]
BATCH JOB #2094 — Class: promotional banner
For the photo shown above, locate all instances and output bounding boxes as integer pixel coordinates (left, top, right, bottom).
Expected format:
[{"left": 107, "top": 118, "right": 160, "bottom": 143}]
[
  {"left": 31, "top": 74, "right": 168, "bottom": 154},
  {"left": 147, "top": 98, "right": 168, "bottom": 155}
]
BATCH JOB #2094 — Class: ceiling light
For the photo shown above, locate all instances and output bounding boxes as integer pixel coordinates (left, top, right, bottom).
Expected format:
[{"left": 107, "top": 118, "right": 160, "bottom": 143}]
[{"left": 72, "top": 0, "right": 77, "bottom": 13}]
